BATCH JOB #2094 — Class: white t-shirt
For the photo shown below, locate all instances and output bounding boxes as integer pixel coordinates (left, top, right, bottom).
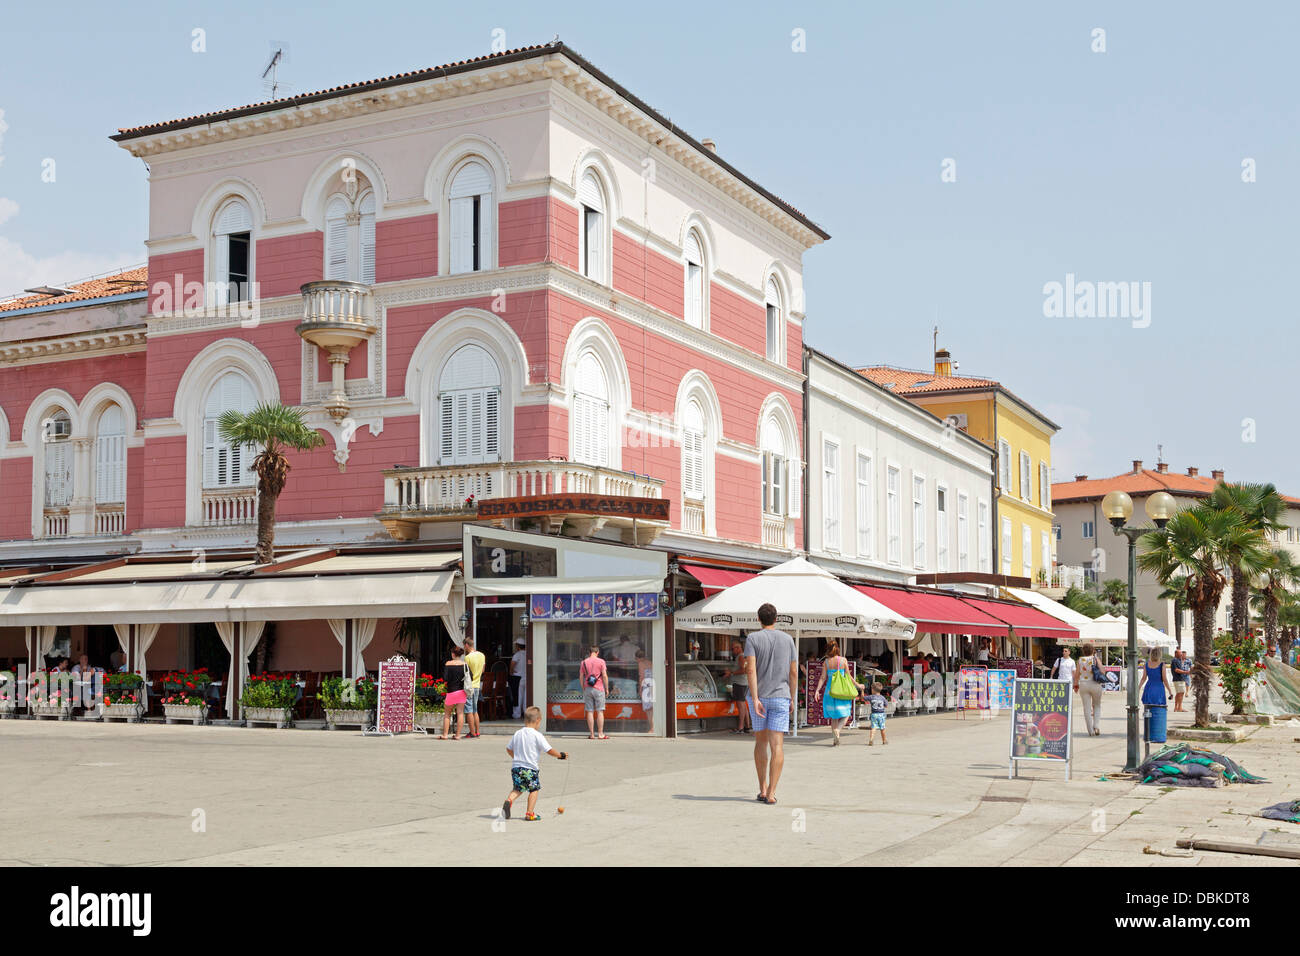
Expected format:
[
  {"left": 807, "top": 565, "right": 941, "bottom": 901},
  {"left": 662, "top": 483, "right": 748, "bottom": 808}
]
[
  {"left": 508, "top": 726, "right": 552, "bottom": 770},
  {"left": 1056, "top": 658, "right": 1076, "bottom": 683},
  {"left": 510, "top": 649, "right": 526, "bottom": 677}
]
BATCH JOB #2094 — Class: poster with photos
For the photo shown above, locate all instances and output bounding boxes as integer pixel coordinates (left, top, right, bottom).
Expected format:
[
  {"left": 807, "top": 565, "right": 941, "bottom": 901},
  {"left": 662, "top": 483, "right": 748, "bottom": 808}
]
[{"left": 531, "top": 593, "right": 660, "bottom": 621}]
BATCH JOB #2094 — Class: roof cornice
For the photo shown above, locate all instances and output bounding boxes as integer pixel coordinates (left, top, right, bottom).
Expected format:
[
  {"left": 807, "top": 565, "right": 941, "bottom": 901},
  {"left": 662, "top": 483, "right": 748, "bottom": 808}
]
[
  {"left": 111, "top": 42, "right": 828, "bottom": 247},
  {"left": 0, "top": 328, "right": 147, "bottom": 366}
]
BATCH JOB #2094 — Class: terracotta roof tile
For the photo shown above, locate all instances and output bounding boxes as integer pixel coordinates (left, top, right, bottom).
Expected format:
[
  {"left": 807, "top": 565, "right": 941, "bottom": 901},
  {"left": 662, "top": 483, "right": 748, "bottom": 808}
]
[
  {"left": 1054, "top": 470, "right": 1300, "bottom": 508},
  {"left": 857, "top": 365, "right": 1000, "bottom": 394},
  {"left": 0, "top": 267, "right": 147, "bottom": 314}
]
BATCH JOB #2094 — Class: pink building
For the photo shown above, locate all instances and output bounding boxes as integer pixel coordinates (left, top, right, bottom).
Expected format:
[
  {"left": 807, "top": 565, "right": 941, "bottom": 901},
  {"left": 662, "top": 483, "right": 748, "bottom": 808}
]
[{"left": 0, "top": 42, "right": 827, "bottom": 734}]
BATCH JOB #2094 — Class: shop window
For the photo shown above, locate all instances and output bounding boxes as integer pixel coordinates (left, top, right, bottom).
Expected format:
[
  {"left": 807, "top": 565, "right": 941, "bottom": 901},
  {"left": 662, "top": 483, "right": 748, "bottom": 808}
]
[{"left": 546, "top": 620, "right": 654, "bottom": 734}]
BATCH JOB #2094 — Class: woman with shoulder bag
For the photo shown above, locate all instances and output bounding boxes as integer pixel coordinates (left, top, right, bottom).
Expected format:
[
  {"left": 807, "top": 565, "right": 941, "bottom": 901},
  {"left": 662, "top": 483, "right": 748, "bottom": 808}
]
[
  {"left": 1074, "top": 642, "right": 1105, "bottom": 737},
  {"left": 439, "top": 644, "right": 468, "bottom": 740},
  {"left": 813, "top": 640, "right": 864, "bottom": 746}
]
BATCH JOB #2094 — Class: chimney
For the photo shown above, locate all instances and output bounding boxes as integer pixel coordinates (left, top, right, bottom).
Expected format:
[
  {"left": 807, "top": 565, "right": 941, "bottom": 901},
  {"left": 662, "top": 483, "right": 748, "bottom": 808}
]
[
  {"left": 701, "top": 138, "right": 717, "bottom": 153},
  {"left": 1132, "top": 460, "right": 1143, "bottom": 474},
  {"left": 1074, "top": 474, "right": 1088, "bottom": 482},
  {"left": 934, "top": 348, "right": 952, "bottom": 376},
  {"left": 1186, "top": 466, "right": 1198, "bottom": 477},
  {"left": 1157, "top": 462, "right": 1169, "bottom": 474},
  {"left": 1212, "top": 469, "right": 1224, "bottom": 481}
]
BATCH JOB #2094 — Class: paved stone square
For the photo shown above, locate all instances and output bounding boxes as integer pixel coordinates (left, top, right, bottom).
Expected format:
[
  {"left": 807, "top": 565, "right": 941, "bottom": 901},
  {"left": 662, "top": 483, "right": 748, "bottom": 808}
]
[{"left": 2, "top": 698, "right": 1296, "bottom": 867}]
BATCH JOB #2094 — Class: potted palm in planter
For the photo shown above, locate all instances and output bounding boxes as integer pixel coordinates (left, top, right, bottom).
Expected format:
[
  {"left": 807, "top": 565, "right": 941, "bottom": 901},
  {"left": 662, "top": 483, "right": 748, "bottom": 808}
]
[
  {"left": 321, "top": 675, "right": 377, "bottom": 730},
  {"left": 240, "top": 672, "right": 296, "bottom": 728},
  {"left": 413, "top": 674, "right": 446, "bottom": 730},
  {"left": 100, "top": 672, "right": 146, "bottom": 722},
  {"left": 161, "top": 669, "right": 211, "bottom": 724}
]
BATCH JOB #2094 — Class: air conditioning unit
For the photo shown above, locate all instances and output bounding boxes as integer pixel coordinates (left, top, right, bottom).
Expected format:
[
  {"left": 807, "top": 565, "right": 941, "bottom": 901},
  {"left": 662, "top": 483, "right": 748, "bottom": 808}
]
[
  {"left": 944, "top": 413, "right": 968, "bottom": 429},
  {"left": 47, "top": 418, "right": 71, "bottom": 440}
]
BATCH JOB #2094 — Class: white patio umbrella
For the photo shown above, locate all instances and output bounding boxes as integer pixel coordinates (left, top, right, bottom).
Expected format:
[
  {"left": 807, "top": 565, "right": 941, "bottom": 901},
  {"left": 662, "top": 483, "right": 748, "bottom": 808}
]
[
  {"left": 673, "top": 557, "right": 916, "bottom": 736},
  {"left": 673, "top": 556, "right": 916, "bottom": 639},
  {"left": 1060, "top": 613, "right": 1175, "bottom": 649}
]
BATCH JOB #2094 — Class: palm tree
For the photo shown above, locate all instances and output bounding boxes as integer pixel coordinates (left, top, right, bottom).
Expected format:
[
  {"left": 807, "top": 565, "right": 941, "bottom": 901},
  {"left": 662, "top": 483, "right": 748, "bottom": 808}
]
[
  {"left": 1098, "top": 578, "right": 1129, "bottom": 616},
  {"left": 217, "top": 402, "right": 325, "bottom": 564},
  {"left": 1061, "top": 586, "right": 1105, "bottom": 619},
  {"left": 1138, "top": 504, "right": 1263, "bottom": 727},
  {"left": 1251, "top": 549, "right": 1300, "bottom": 655},
  {"left": 1208, "top": 482, "right": 1286, "bottom": 637},
  {"left": 1157, "top": 574, "right": 1190, "bottom": 650}
]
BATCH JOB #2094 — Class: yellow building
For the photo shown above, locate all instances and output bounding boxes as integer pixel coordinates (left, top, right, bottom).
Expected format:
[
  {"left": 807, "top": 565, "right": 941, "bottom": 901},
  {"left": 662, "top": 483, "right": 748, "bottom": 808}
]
[{"left": 859, "top": 349, "right": 1059, "bottom": 583}]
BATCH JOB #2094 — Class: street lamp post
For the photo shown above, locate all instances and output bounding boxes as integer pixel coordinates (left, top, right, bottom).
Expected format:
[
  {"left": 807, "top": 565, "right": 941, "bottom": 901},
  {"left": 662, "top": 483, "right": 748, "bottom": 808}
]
[{"left": 1101, "top": 489, "right": 1176, "bottom": 773}]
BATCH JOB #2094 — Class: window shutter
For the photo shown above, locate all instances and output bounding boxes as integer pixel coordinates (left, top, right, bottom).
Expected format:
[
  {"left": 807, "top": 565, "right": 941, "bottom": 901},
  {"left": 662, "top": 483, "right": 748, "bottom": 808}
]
[
  {"left": 789, "top": 456, "right": 801, "bottom": 519},
  {"left": 578, "top": 171, "right": 604, "bottom": 211},
  {"left": 359, "top": 194, "right": 376, "bottom": 284},
  {"left": 761, "top": 451, "right": 771, "bottom": 513},
  {"left": 439, "top": 394, "right": 454, "bottom": 463},
  {"left": 325, "top": 198, "right": 349, "bottom": 280},
  {"left": 95, "top": 432, "right": 125, "bottom": 504},
  {"left": 584, "top": 208, "right": 604, "bottom": 279},
  {"left": 771, "top": 455, "right": 784, "bottom": 517},
  {"left": 454, "top": 393, "right": 470, "bottom": 463},
  {"left": 449, "top": 196, "right": 473, "bottom": 275},
  {"left": 485, "top": 389, "right": 500, "bottom": 460},
  {"left": 212, "top": 236, "right": 230, "bottom": 305},
  {"left": 44, "top": 442, "right": 69, "bottom": 507},
  {"left": 684, "top": 232, "right": 704, "bottom": 328},
  {"left": 203, "top": 418, "right": 218, "bottom": 487},
  {"left": 477, "top": 194, "right": 493, "bottom": 271}
]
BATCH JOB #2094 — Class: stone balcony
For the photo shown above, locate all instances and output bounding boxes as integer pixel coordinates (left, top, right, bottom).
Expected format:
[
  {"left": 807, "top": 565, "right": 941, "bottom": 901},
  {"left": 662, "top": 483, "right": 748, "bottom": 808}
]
[
  {"left": 296, "top": 280, "right": 377, "bottom": 422},
  {"left": 379, "top": 461, "right": 668, "bottom": 544}
]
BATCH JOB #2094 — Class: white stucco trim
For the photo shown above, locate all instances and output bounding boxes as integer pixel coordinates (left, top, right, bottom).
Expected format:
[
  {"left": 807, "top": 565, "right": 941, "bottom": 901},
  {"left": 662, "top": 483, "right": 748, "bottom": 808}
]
[
  {"left": 80, "top": 382, "right": 142, "bottom": 448},
  {"left": 561, "top": 316, "right": 632, "bottom": 470},
  {"left": 299, "top": 151, "right": 391, "bottom": 229},
  {"left": 173, "top": 338, "right": 281, "bottom": 526},
  {"left": 403, "top": 308, "right": 528, "bottom": 468}
]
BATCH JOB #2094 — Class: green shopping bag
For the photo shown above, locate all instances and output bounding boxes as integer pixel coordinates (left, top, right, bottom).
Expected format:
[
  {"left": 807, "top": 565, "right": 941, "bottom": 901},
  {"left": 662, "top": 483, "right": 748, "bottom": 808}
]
[{"left": 829, "top": 668, "right": 858, "bottom": 700}]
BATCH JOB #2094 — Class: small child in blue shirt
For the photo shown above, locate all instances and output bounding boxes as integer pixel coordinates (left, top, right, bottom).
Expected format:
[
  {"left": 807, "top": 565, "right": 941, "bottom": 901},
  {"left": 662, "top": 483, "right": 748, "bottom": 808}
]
[{"left": 865, "top": 682, "right": 889, "bottom": 746}]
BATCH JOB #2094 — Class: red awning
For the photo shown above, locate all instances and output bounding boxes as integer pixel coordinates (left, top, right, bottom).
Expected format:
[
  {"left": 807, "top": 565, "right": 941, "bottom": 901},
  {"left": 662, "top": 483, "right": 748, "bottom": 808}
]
[
  {"left": 856, "top": 586, "right": 1009, "bottom": 638},
  {"left": 958, "top": 597, "right": 1080, "bottom": 640},
  {"left": 681, "top": 564, "right": 757, "bottom": 595}
]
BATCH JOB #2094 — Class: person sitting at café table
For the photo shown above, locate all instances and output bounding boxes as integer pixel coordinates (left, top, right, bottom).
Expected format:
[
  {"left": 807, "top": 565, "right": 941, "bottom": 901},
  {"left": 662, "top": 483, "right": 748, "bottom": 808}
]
[{"left": 70, "top": 654, "right": 93, "bottom": 675}]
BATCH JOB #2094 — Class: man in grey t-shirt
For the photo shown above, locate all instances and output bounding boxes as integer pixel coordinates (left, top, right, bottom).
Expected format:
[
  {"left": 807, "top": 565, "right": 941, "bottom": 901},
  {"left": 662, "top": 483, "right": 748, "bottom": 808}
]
[{"left": 745, "top": 603, "right": 798, "bottom": 805}]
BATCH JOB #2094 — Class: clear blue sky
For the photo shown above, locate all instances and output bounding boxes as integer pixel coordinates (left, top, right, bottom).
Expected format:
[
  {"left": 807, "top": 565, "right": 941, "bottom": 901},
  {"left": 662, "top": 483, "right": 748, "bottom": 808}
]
[{"left": 2, "top": 1, "right": 1296, "bottom": 491}]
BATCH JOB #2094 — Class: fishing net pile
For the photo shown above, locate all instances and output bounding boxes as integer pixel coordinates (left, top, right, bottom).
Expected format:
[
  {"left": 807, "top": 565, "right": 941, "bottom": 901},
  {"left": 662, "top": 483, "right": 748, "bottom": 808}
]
[
  {"left": 1136, "top": 743, "right": 1268, "bottom": 788},
  {"left": 1256, "top": 800, "right": 1300, "bottom": 823}
]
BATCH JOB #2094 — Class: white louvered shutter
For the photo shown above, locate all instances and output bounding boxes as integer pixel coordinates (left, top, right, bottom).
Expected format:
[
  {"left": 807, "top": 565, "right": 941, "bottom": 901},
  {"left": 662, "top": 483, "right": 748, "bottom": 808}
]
[
  {"left": 203, "top": 418, "right": 219, "bottom": 487},
  {"left": 213, "top": 200, "right": 251, "bottom": 303},
  {"left": 438, "top": 344, "right": 502, "bottom": 465},
  {"left": 789, "top": 455, "right": 801, "bottom": 519},
  {"left": 761, "top": 451, "right": 771, "bottom": 513},
  {"left": 212, "top": 237, "right": 230, "bottom": 306},
  {"left": 44, "top": 441, "right": 71, "bottom": 507},
  {"left": 439, "top": 394, "right": 455, "bottom": 463},
  {"left": 359, "top": 193, "right": 376, "bottom": 284},
  {"left": 573, "top": 354, "right": 610, "bottom": 466},
  {"left": 325, "top": 197, "right": 349, "bottom": 280},
  {"left": 204, "top": 372, "right": 256, "bottom": 488},
  {"left": 95, "top": 406, "right": 126, "bottom": 504},
  {"left": 766, "top": 278, "right": 782, "bottom": 362},
  {"left": 683, "top": 401, "right": 704, "bottom": 499},
  {"left": 579, "top": 172, "right": 605, "bottom": 280},
  {"left": 485, "top": 389, "right": 500, "bottom": 459},
  {"left": 449, "top": 197, "right": 473, "bottom": 275},
  {"left": 684, "top": 231, "right": 704, "bottom": 328}
]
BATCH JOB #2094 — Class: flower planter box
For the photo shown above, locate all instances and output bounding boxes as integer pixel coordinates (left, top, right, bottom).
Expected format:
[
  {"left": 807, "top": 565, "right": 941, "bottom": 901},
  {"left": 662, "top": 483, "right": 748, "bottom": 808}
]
[
  {"left": 324, "top": 708, "right": 374, "bottom": 730},
  {"left": 413, "top": 710, "right": 445, "bottom": 729},
  {"left": 100, "top": 702, "right": 145, "bottom": 723},
  {"left": 242, "top": 706, "right": 293, "bottom": 729},
  {"left": 0, "top": 698, "right": 17, "bottom": 718},
  {"left": 164, "top": 704, "right": 207, "bottom": 726},
  {"left": 30, "top": 703, "right": 74, "bottom": 720}
]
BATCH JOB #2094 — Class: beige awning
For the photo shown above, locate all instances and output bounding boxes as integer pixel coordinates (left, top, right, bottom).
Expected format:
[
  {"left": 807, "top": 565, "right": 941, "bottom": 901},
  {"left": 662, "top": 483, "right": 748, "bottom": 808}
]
[{"left": 0, "top": 550, "right": 460, "bottom": 626}]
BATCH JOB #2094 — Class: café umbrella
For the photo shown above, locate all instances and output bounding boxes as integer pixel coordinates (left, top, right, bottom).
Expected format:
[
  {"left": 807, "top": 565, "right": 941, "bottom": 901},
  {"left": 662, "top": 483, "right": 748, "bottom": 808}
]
[
  {"left": 673, "top": 556, "right": 917, "bottom": 639},
  {"left": 674, "top": 557, "right": 916, "bottom": 737}
]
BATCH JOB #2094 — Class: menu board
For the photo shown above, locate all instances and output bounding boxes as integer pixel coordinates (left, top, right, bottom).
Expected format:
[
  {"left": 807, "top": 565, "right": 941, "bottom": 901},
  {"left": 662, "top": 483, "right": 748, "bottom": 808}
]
[
  {"left": 957, "top": 666, "right": 988, "bottom": 709},
  {"left": 530, "top": 592, "right": 659, "bottom": 620},
  {"left": 803, "top": 659, "right": 859, "bottom": 727},
  {"left": 996, "top": 657, "right": 1032, "bottom": 678},
  {"left": 1009, "top": 678, "right": 1072, "bottom": 777},
  {"left": 1101, "top": 665, "right": 1123, "bottom": 692},
  {"left": 987, "top": 669, "right": 1015, "bottom": 710},
  {"left": 376, "top": 656, "right": 416, "bottom": 734}
]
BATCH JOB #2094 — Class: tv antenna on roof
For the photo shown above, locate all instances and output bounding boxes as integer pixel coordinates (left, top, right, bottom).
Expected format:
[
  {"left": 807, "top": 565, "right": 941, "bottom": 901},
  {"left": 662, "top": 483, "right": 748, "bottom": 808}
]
[{"left": 261, "top": 44, "right": 292, "bottom": 98}]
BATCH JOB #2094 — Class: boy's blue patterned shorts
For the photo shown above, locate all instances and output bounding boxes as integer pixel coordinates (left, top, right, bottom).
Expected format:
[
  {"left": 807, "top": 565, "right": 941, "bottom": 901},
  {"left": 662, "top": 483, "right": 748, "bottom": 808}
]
[
  {"left": 870, "top": 713, "right": 887, "bottom": 730},
  {"left": 511, "top": 766, "right": 540, "bottom": 792}
]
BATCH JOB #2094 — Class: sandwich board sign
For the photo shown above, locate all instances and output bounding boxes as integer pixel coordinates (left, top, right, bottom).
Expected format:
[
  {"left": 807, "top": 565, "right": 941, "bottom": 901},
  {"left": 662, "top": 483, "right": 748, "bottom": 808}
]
[
  {"left": 1008, "top": 678, "right": 1072, "bottom": 781},
  {"left": 370, "top": 655, "right": 419, "bottom": 736}
]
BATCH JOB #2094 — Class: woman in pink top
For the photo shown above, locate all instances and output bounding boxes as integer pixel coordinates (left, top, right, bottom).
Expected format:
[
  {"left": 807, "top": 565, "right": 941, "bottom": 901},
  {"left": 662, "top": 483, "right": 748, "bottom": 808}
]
[{"left": 580, "top": 645, "right": 609, "bottom": 739}]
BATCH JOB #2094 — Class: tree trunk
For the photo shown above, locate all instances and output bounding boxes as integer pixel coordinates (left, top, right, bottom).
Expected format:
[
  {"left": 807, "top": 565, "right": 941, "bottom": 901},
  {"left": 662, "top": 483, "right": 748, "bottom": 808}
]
[
  {"left": 255, "top": 481, "right": 277, "bottom": 565},
  {"left": 1191, "top": 601, "right": 1216, "bottom": 728},
  {"left": 1231, "top": 571, "right": 1250, "bottom": 638},
  {"left": 1263, "top": 597, "right": 1279, "bottom": 654},
  {"left": 1173, "top": 606, "right": 1182, "bottom": 651}
]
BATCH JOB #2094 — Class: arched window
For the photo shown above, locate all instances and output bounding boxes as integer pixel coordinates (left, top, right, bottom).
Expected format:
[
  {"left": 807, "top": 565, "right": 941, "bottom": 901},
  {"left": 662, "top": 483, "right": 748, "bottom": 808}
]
[
  {"left": 578, "top": 170, "right": 606, "bottom": 282},
  {"left": 760, "top": 406, "right": 800, "bottom": 520},
  {"left": 765, "top": 277, "right": 784, "bottom": 363},
  {"left": 203, "top": 371, "right": 257, "bottom": 488},
  {"left": 212, "top": 198, "right": 252, "bottom": 304},
  {"left": 448, "top": 160, "right": 495, "bottom": 274},
  {"left": 43, "top": 409, "right": 73, "bottom": 509},
  {"left": 682, "top": 399, "right": 706, "bottom": 501},
  {"left": 437, "top": 344, "right": 501, "bottom": 465},
  {"left": 324, "top": 190, "right": 376, "bottom": 284},
  {"left": 94, "top": 404, "right": 126, "bottom": 504},
  {"left": 572, "top": 352, "right": 611, "bottom": 467},
  {"left": 684, "top": 230, "right": 706, "bottom": 329}
]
